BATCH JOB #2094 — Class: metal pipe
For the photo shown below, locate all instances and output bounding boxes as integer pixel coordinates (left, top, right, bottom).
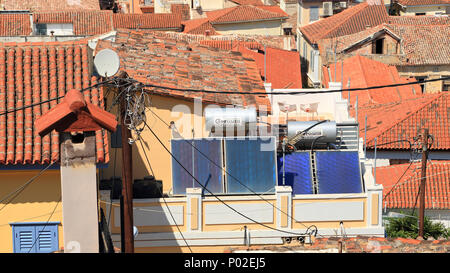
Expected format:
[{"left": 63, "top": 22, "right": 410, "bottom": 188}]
[
  {"left": 192, "top": 129, "right": 195, "bottom": 188},
  {"left": 364, "top": 114, "right": 367, "bottom": 159},
  {"left": 282, "top": 138, "right": 286, "bottom": 186},
  {"left": 264, "top": 45, "right": 267, "bottom": 83},
  {"left": 374, "top": 137, "right": 377, "bottom": 185}
]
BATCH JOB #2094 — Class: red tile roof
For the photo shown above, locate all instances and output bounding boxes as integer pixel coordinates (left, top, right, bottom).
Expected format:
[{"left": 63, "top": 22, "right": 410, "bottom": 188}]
[
  {"left": 112, "top": 13, "right": 183, "bottom": 30},
  {"left": 34, "top": 11, "right": 114, "bottom": 36},
  {"left": 387, "top": 23, "right": 450, "bottom": 66},
  {"left": 0, "top": 11, "right": 185, "bottom": 36},
  {"left": 396, "top": 0, "right": 450, "bottom": 6},
  {"left": 1, "top": 0, "right": 101, "bottom": 11},
  {"left": 0, "top": 14, "right": 32, "bottom": 36},
  {"left": 318, "top": 21, "right": 450, "bottom": 66},
  {"left": 171, "top": 3, "right": 191, "bottom": 21},
  {"left": 299, "top": 2, "right": 389, "bottom": 44},
  {"left": 0, "top": 41, "right": 109, "bottom": 165},
  {"left": 387, "top": 15, "right": 450, "bottom": 25},
  {"left": 206, "top": 5, "right": 288, "bottom": 24},
  {"left": 322, "top": 55, "right": 421, "bottom": 106},
  {"left": 194, "top": 40, "right": 301, "bottom": 88},
  {"left": 182, "top": 18, "right": 219, "bottom": 35},
  {"left": 237, "top": 46, "right": 302, "bottom": 89},
  {"left": 229, "top": 0, "right": 264, "bottom": 5},
  {"left": 377, "top": 161, "right": 450, "bottom": 209},
  {"left": 351, "top": 93, "right": 450, "bottom": 150},
  {"left": 95, "top": 29, "right": 270, "bottom": 109}
]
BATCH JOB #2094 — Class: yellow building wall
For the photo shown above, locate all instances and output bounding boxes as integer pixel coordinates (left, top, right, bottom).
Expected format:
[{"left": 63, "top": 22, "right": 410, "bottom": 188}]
[
  {"left": 0, "top": 170, "right": 63, "bottom": 253},
  {"left": 101, "top": 94, "right": 213, "bottom": 194},
  {"left": 213, "top": 20, "right": 284, "bottom": 35},
  {"left": 397, "top": 65, "right": 450, "bottom": 93},
  {"left": 292, "top": 198, "right": 368, "bottom": 229}
]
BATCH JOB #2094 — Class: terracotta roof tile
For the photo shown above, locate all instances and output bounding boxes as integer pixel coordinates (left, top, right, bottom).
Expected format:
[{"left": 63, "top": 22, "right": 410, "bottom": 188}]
[
  {"left": 1, "top": 11, "right": 186, "bottom": 36},
  {"left": 96, "top": 29, "right": 270, "bottom": 109},
  {"left": 377, "top": 161, "right": 450, "bottom": 209},
  {"left": 206, "top": 5, "right": 288, "bottom": 24},
  {"left": 0, "top": 41, "right": 109, "bottom": 165},
  {"left": 388, "top": 23, "right": 450, "bottom": 66},
  {"left": 322, "top": 55, "right": 421, "bottom": 106},
  {"left": 236, "top": 46, "right": 302, "bottom": 89},
  {"left": 387, "top": 15, "right": 450, "bottom": 25},
  {"left": 351, "top": 93, "right": 450, "bottom": 150},
  {"left": 112, "top": 13, "right": 183, "bottom": 30},
  {"left": 171, "top": 3, "right": 190, "bottom": 21},
  {"left": 229, "top": 0, "right": 264, "bottom": 5},
  {"left": 299, "top": 2, "right": 388, "bottom": 44},
  {"left": 182, "top": 18, "right": 219, "bottom": 35},
  {"left": 1, "top": 0, "right": 101, "bottom": 11},
  {"left": 396, "top": 0, "right": 450, "bottom": 6},
  {"left": 319, "top": 21, "right": 450, "bottom": 66},
  {"left": 0, "top": 14, "right": 32, "bottom": 36}
]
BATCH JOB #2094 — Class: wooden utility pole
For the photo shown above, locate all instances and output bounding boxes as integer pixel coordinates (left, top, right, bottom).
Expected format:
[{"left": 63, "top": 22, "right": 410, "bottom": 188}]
[
  {"left": 418, "top": 128, "right": 429, "bottom": 238},
  {"left": 119, "top": 78, "right": 134, "bottom": 253}
]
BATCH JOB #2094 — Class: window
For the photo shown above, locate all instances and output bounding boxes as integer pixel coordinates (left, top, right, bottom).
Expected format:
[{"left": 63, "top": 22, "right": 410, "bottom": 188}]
[
  {"left": 310, "top": 6, "right": 319, "bottom": 22},
  {"left": 415, "top": 13, "right": 426, "bottom": 16},
  {"left": 442, "top": 76, "right": 450, "bottom": 91},
  {"left": 373, "top": 38, "right": 384, "bottom": 54},
  {"left": 415, "top": 76, "right": 427, "bottom": 93},
  {"left": 35, "top": 24, "right": 47, "bottom": 35},
  {"left": 11, "top": 222, "right": 59, "bottom": 253},
  {"left": 303, "top": 41, "right": 307, "bottom": 57},
  {"left": 310, "top": 50, "right": 315, "bottom": 72}
]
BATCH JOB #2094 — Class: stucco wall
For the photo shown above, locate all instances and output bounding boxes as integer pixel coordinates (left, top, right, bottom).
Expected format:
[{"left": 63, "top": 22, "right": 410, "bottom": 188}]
[
  {"left": 213, "top": 20, "right": 284, "bottom": 35},
  {"left": 0, "top": 170, "right": 63, "bottom": 253},
  {"left": 397, "top": 65, "right": 450, "bottom": 93},
  {"left": 101, "top": 94, "right": 212, "bottom": 194},
  {"left": 401, "top": 5, "right": 449, "bottom": 16}
]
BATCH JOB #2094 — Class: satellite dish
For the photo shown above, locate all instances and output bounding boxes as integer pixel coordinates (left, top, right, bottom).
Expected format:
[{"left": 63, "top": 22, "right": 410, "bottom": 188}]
[{"left": 94, "top": 48, "right": 120, "bottom": 77}]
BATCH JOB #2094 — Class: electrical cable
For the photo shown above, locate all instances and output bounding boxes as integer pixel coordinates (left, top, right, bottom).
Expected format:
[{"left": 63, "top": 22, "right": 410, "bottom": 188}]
[
  {"left": 27, "top": 196, "right": 61, "bottom": 253},
  {"left": 137, "top": 139, "right": 193, "bottom": 253},
  {"left": 0, "top": 161, "right": 56, "bottom": 213},
  {"left": 144, "top": 108, "right": 324, "bottom": 237},
  {"left": 143, "top": 121, "right": 321, "bottom": 237},
  {"left": 138, "top": 76, "right": 450, "bottom": 96},
  {"left": 0, "top": 78, "right": 117, "bottom": 117}
]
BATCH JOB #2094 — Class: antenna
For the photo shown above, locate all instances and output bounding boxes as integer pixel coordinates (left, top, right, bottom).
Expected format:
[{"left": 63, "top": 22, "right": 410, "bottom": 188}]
[{"left": 94, "top": 49, "right": 120, "bottom": 78}]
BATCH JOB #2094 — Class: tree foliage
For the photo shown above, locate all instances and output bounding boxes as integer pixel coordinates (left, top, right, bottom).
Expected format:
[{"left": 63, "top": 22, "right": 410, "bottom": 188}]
[{"left": 385, "top": 212, "right": 449, "bottom": 240}]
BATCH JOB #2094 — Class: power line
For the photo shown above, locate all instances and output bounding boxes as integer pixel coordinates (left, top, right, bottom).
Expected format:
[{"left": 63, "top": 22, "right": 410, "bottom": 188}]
[
  {"left": 137, "top": 139, "right": 193, "bottom": 252},
  {"left": 142, "top": 121, "right": 318, "bottom": 238},
  {"left": 137, "top": 76, "right": 450, "bottom": 96},
  {"left": 27, "top": 196, "right": 61, "bottom": 253},
  {"left": 0, "top": 161, "right": 56, "bottom": 213},
  {"left": 0, "top": 78, "right": 117, "bottom": 117},
  {"left": 144, "top": 106, "right": 322, "bottom": 236}
]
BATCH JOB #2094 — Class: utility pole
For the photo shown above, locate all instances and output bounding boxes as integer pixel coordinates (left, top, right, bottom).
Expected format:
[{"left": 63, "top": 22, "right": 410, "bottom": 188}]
[
  {"left": 119, "top": 75, "right": 135, "bottom": 253},
  {"left": 418, "top": 128, "right": 429, "bottom": 238}
]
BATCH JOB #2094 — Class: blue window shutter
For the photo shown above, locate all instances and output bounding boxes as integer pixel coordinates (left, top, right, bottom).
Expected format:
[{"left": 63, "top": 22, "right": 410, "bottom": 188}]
[
  {"left": 35, "top": 225, "right": 59, "bottom": 253},
  {"left": 13, "top": 226, "right": 36, "bottom": 253}
]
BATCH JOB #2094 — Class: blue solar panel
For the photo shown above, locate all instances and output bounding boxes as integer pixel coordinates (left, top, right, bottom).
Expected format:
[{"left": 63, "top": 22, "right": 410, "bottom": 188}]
[
  {"left": 315, "top": 151, "right": 363, "bottom": 194},
  {"left": 171, "top": 139, "right": 223, "bottom": 195},
  {"left": 224, "top": 138, "right": 277, "bottom": 194},
  {"left": 277, "top": 152, "right": 313, "bottom": 194}
]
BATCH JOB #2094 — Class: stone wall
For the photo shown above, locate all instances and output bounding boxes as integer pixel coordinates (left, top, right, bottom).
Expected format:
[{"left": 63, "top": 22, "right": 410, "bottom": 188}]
[{"left": 226, "top": 236, "right": 450, "bottom": 253}]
